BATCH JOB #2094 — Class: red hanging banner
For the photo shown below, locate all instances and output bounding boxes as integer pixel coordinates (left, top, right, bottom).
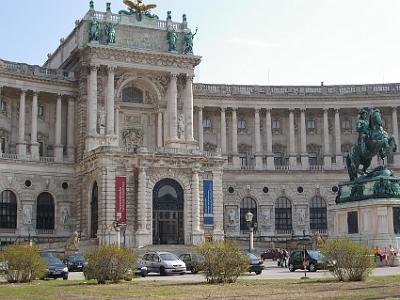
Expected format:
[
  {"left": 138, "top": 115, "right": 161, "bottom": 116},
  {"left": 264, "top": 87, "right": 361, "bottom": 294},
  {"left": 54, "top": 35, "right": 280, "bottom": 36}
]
[{"left": 115, "top": 176, "right": 127, "bottom": 225}]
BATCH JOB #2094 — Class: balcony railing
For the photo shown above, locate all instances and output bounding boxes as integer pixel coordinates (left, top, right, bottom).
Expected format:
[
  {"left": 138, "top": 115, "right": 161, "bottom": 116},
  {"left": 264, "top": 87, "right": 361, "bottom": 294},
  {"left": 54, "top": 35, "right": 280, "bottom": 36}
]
[
  {"left": 311, "top": 228, "right": 328, "bottom": 235},
  {"left": 276, "top": 229, "right": 293, "bottom": 235},
  {"left": 309, "top": 164, "right": 323, "bottom": 171},
  {"left": 1, "top": 153, "right": 18, "bottom": 160},
  {"left": 40, "top": 156, "right": 55, "bottom": 163}
]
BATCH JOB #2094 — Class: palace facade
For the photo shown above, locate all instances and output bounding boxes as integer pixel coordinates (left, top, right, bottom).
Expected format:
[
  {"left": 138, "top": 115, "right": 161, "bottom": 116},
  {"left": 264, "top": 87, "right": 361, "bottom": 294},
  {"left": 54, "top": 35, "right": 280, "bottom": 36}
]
[{"left": 1, "top": 2, "right": 400, "bottom": 248}]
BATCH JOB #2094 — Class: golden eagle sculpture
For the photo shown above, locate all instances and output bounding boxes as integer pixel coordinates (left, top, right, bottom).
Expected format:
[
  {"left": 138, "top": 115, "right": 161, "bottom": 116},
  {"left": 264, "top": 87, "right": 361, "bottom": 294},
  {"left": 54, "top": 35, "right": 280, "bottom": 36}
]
[{"left": 123, "top": 0, "right": 156, "bottom": 14}]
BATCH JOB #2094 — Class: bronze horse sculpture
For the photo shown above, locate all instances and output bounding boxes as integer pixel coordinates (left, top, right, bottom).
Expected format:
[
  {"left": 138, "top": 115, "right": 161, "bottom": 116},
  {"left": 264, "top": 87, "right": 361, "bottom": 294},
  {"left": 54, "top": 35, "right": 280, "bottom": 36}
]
[{"left": 346, "top": 108, "right": 397, "bottom": 181}]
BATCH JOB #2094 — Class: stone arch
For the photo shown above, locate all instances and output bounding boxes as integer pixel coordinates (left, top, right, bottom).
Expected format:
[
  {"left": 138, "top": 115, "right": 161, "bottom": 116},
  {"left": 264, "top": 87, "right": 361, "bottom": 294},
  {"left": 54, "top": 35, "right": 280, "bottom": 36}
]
[{"left": 116, "top": 75, "right": 162, "bottom": 106}]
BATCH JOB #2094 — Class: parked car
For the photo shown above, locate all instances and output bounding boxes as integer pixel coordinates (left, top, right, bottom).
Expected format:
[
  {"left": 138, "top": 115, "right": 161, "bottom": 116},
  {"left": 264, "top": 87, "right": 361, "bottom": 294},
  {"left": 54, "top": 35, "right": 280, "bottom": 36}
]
[
  {"left": 260, "top": 248, "right": 281, "bottom": 261},
  {"left": 288, "top": 250, "right": 330, "bottom": 272},
  {"left": 135, "top": 260, "right": 148, "bottom": 277},
  {"left": 247, "top": 252, "right": 264, "bottom": 275},
  {"left": 42, "top": 256, "right": 69, "bottom": 280},
  {"left": 64, "top": 254, "right": 86, "bottom": 272},
  {"left": 139, "top": 251, "right": 186, "bottom": 275},
  {"left": 179, "top": 253, "right": 205, "bottom": 274}
]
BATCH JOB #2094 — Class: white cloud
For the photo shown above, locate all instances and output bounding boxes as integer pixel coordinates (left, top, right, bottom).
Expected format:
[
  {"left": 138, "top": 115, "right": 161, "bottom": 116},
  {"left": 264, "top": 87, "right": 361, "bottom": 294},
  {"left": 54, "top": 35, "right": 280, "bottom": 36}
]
[{"left": 227, "top": 37, "right": 275, "bottom": 49}]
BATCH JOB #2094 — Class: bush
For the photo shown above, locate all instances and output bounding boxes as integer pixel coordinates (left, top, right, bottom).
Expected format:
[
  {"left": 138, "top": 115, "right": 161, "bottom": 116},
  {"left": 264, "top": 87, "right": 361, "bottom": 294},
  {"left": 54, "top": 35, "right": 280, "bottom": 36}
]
[
  {"left": 321, "top": 239, "right": 375, "bottom": 281},
  {"left": 0, "top": 243, "right": 46, "bottom": 283},
  {"left": 84, "top": 245, "right": 137, "bottom": 284},
  {"left": 195, "top": 241, "right": 248, "bottom": 284}
]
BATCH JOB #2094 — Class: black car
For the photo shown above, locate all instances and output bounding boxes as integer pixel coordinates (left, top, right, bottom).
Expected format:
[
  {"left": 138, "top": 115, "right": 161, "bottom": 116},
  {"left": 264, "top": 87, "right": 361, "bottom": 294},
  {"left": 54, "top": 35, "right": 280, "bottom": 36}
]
[
  {"left": 247, "top": 253, "right": 264, "bottom": 275},
  {"left": 179, "top": 253, "right": 205, "bottom": 274},
  {"left": 42, "top": 256, "right": 69, "bottom": 280},
  {"left": 288, "top": 250, "right": 329, "bottom": 272},
  {"left": 64, "top": 255, "right": 86, "bottom": 272}
]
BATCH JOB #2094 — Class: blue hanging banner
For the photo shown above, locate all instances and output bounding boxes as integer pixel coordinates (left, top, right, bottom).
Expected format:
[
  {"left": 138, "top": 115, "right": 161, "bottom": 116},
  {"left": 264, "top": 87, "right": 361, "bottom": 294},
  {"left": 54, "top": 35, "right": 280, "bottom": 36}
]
[{"left": 203, "top": 180, "right": 214, "bottom": 225}]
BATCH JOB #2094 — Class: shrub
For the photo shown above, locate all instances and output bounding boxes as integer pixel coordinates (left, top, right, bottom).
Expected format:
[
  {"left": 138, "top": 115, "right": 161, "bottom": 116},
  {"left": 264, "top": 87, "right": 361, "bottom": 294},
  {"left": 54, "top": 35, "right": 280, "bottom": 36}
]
[
  {"left": 84, "top": 245, "right": 137, "bottom": 284},
  {"left": 321, "top": 239, "right": 375, "bottom": 281},
  {"left": 195, "top": 241, "right": 248, "bottom": 284},
  {"left": 0, "top": 243, "right": 46, "bottom": 283}
]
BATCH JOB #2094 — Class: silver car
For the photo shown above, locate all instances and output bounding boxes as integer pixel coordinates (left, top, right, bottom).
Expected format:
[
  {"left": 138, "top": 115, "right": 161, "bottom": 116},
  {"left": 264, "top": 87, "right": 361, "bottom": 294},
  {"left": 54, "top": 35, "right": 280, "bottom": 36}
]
[{"left": 140, "top": 251, "right": 186, "bottom": 275}]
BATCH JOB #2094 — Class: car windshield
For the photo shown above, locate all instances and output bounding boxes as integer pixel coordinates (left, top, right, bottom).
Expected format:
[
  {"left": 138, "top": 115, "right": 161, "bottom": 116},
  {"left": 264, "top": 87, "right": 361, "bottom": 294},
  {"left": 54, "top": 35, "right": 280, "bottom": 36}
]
[
  {"left": 68, "top": 255, "right": 84, "bottom": 262},
  {"left": 308, "top": 250, "right": 322, "bottom": 260},
  {"left": 40, "top": 252, "right": 55, "bottom": 258},
  {"left": 160, "top": 253, "right": 178, "bottom": 261},
  {"left": 44, "top": 257, "right": 63, "bottom": 265},
  {"left": 248, "top": 253, "right": 258, "bottom": 260}
]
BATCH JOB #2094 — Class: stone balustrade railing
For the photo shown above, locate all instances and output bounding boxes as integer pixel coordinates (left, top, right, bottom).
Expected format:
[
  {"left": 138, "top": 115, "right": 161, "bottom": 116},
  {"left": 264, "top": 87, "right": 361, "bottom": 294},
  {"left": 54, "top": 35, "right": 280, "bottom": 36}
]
[
  {"left": 123, "top": 147, "right": 222, "bottom": 158},
  {"left": 193, "top": 83, "right": 400, "bottom": 97},
  {"left": 0, "top": 59, "right": 75, "bottom": 81},
  {"left": 0, "top": 153, "right": 73, "bottom": 164}
]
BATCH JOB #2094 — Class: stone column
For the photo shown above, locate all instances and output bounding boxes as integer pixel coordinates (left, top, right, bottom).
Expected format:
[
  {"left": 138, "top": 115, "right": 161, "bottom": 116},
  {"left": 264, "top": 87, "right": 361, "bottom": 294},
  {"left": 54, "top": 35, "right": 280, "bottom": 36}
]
[
  {"left": 157, "top": 110, "right": 163, "bottom": 147},
  {"left": 288, "top": 109, "right": 297, "bottom": 168},
  {"left": 198, "top": 106, "right": 203, "bottom": 151},
  {"left": 67, "top": 97, "right": 75, "bottom": 161},
  {"left": 167, "top": 73, "right": 178, "bottom": 143},
  {"left": 87, "top": 64, "right": 98, "bottom": 136},
  {"left": 254, "top": 108, "right": 263, "bottom": 169},
  {"left": 106, "top": 65, "right": 116, "bottom": 135},
  {"left": 232, "top": 107, "right": 239, "bottom": 168},
  {"left": 323, "top": 108, "right": 332, "bottom": 169},
  {"left": 114, "top": 106, "right": 120, "bottom": 136},
  {"left": 0, "top": 86, "right": 2, "bottom": 155},
  {"left": 136, "top": 167, "right": 150, "bottom": 246},
  {"left": 300, "top": 108, "right": 309, "bottom": 169},
  {"left": 30, "top": 91, "right": 39, "bottom": 160},
  {"left": 392, "top": 107, "right": 400, "bottom": 166},
  {"left": 265, "top": 108, "right": 275, "bottom": 170},
  {"left": 184, "top": 75, "right": 195, "bottom": 142},
  {"left": 191, "top": 169, "right": 204, "bottom": 244},
  {"left": 212, "top": 170, "right": 224, "bottom": 241},
  {"left": 54, "top": 94, "right": 64, "bottom": 162},
  {"left": 16, "top": 89, "right": 27, "bottom": 158},
  {"left": 220, "top": 107, "right": 227, "bottom": 156},
  {"left": 334, "top": 109, "right": 343, "bottom": 168}
]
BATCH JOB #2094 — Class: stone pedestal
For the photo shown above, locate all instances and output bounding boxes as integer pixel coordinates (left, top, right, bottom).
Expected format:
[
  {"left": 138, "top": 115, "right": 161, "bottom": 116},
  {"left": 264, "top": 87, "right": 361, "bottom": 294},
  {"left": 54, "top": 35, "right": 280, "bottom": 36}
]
[
  {"left": 67, "top": 146, "right": 75, "bottom": 162},
  {"left": 16, "top": 142, "right": 27, "bottom": 158},
  {"left": 324, "top": 155, "right": 332, "bottom": 169},
  {"left": 232, "top": 155, "right": 240, "bottom": 168},
  {"left": 289, "top": 156, "right": 297, "bottom": 169},
  {"left": 255, "top": 155, "right": 263, "bottom": 170},
  {"left": 135, "top": 231, "right": 153, "bottom": 248},
  {"left": 301, "top": 154, "right": 309, "bottom": 170},
  {"left": 266, "top": 155, "right": 275, "bottom": 170},
  {"left": 54, "top": 145, "right": 63, "bottom": 162},
  {"left": 31, "top": 142, "right": 40, "bottom": 160},
  {"left": 192, "top": 230, "right": 205, "bottom": 246}
]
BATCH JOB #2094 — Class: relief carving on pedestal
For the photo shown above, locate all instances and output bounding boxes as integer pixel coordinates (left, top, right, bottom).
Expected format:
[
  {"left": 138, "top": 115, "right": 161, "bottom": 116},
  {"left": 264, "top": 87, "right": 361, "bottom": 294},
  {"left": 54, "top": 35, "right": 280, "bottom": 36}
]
[
  {"left": 122, "top": 127, "right": 144, "bottom": 148},
  {"left": 224, "top": 205, "right": 239, "bottom": 232}
]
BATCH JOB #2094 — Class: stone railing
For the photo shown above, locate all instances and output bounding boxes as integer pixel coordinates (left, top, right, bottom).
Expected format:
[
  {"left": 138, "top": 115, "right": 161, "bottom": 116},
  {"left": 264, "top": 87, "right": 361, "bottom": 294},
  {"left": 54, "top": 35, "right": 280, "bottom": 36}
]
[
  {"left": 0, "top": 59, "right": 75, "bottom": 81},
  {"left": 276, "top": 229, "right": 293, "bottom": 235},
  {"left": 1, "top": 153, "right": 18, "bottom": 160},
  {"left": 0, "top": 153, "right": 73, "bottom": 164},
  {"left": 311, "top": 229, "right": 328, "bottom": 235},
  {"left": 40, "top": 156, "right": 55, "bottom": 163},
  {"left": 275, "top": 164, "right": 290, "bottom": 171},
  {"left": 309, "top": 164, "right": 324, "bottom": 171},
  {"left": 193, "top": 83, "right": 400, "bottom": 97},
  {"left": 123, "top": 147, "right": 221, "bottom": 158}
]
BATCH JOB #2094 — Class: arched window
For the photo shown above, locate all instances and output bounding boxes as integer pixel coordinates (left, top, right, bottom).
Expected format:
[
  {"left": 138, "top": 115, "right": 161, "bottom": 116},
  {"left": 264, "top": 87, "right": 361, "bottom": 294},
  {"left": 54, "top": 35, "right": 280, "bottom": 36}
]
[
  {"left": 122, "top": 86, "right": 144, "bottom": 103},
  {"left": 310, "top": 196, "right": 327, "bottom": 230},
  {"left": 275, "top": 197, "right": 292, "bottom": 231},
  {"left": 91, "top": 182, "right": 99, "bottom": 238},
  {"left": 0, "top": 190, "right": 17, "bottom": 229},
  {"left": 240, "top": 197, "right": 257, "bottom": 231},
  {"left": 36, "top": 192, "right": 54, "bottom": 230}
]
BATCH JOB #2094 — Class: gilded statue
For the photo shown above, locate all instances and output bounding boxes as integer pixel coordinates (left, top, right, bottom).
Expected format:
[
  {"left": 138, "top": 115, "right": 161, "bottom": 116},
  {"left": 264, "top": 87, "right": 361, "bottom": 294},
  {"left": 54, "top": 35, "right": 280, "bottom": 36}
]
[{"left": 119, "top": 0, "right": 159, "bottom": 21}]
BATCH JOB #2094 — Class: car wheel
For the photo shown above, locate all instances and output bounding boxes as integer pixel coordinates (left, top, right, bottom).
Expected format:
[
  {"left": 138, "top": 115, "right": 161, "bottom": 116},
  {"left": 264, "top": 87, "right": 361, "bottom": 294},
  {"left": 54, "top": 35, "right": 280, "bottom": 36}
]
[
  {"left": 255, "top": 271, "right": 262, "bottom": 275},
  {"left": 309, "top": 263, "right": 317, "bottom": 272},
  {"left": 190, "top": 267, "right": 198, "bottom": 274},
  {"left": 63, "top": 275, "right": 68, "bottom": 280},
  {"left": 141, "top": 270, "right": 147, "bottom": 277},
  {"left": 289, "top": 263, "right": 295, "bottom": 272},
  {"left": 160, "top": 266, "right": 166, "bottom": 276}
]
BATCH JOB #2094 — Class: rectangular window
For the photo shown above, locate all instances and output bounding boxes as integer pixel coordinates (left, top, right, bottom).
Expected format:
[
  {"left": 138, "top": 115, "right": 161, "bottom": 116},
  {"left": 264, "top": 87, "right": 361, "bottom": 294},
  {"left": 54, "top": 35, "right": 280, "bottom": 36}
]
[
  {"left": 0, "top": 138, "right": 5, "bottom": 153},
  {"left": 202, "top": 119, "right": 212, "bottom": 129},
  {"left": 272, "top": 120, "right": 280, "bottom": 129},
  {"left": 309, "top": 154, "right": 317, "bottom": 166},
  {"left": 39, "top": 141, "right": 44, "bottom": 157},
  {"left": 38, "top": 105, "right": 44, "bottom": 117},
  {"left": 0, "top": 100, "right": 6, "bottom": 112},
  {"left": 347, "top": 211, "right": 358, "bottom": 234},
  {"left": 394, "top": 207, "right": 400, "bottom": 234},
  {"left": 307, "top": 119, "right": 315, "bottom": 129},
  {"left": 342, "top": 119, "right": 351, "bottom": 130},
  {"left": 239, "top": 152, "right": 248, "bottom": 166},
  {"left": 237, "top": 119, "right": 246, "bottom": 130}
]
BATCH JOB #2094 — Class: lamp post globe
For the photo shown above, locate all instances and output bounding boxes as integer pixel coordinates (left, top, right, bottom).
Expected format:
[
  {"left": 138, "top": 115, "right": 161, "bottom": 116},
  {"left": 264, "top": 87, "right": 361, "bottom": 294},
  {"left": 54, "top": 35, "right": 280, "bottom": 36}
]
[{"left": 245, "top": 211, "right": 254, "bottom": 253}]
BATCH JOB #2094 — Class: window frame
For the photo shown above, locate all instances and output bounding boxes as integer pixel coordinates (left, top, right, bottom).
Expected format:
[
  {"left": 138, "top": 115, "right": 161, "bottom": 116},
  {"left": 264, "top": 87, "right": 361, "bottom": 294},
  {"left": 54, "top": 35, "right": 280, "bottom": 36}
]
[
  {"left": 122, "top": 86, "right": 144, "bottom": 104},
  {"left": 36, "top": 192, "right": 55, "bottom": 230},
  {"left": 240, "top": 197, "right": 258, "bottom": 231},
  {"left": 0, "top": 190, "right": 17, "bottom": 229},
  {"left": 310, "top": 196, "right": 327, "bottom": 230},
  {"left": 275, "top": 197, "right": 292, "bottom": 230}
]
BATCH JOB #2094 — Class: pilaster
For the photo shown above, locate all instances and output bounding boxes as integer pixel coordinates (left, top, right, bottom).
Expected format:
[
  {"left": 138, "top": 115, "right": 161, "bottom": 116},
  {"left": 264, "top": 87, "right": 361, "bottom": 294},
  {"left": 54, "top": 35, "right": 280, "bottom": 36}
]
[
  {"left": 106, "top": 65, "right": 116, "bottom": 135},
  {"left": 265, "top": 108, "right": 275, "bottom": 170},
  {"left": 323, "top": 108, "right": 332, "bottom": 169},
  {"left": 300, "top": 108, "right": 309, "bottom": 170},
  {"left": 231, "top": 107, "right": 239, "bottom": 168},
  {"left": 334, "top": 108, "right": 343, "bottom": 168},
  {"left": 254, "top": 108, "right": 263, "bottom": 169},
  {"left": 67, "top": 97, "right": 75, "bottom": 161},
  {"left": 30, "top": 91, "right": 39, "bottom": 160},
  {"left": 288, "top": 109, "right": 297, "bottom": 168},
  {"left": 16, "top": 89, "right": 27, "bottom": 158},
  {"left": 54, "top": 94, "right": 64, "bottom": 162},
  {"left": 212, "top": 170, "right": 224, "bottom": 241},
  {"left": 197, "top": 106, "right": 203, "bottom": 151},
  {"left": 184, "top": 74, "right": 195, "bottom": 143}
]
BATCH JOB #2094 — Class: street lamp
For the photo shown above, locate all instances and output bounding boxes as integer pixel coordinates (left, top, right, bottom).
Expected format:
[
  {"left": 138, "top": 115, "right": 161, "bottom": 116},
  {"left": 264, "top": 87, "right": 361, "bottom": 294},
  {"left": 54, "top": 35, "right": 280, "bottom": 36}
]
[{"left": 245, "top": 211, "right": 254, "bottom": 253}]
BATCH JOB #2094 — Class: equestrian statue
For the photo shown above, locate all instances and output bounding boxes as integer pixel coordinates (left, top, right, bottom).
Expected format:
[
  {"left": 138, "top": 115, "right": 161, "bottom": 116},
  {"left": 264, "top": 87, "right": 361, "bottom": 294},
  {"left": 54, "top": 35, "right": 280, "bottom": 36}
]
[{"left": 346, "top": 107, "right": 397, "bottom": 181}]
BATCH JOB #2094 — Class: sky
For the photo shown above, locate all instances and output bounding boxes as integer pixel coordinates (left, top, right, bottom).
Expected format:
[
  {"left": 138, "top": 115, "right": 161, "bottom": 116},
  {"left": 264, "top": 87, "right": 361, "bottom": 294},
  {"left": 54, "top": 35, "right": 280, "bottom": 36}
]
[{"left": 1, "top": 0, "right": 400, "bottom": 86}]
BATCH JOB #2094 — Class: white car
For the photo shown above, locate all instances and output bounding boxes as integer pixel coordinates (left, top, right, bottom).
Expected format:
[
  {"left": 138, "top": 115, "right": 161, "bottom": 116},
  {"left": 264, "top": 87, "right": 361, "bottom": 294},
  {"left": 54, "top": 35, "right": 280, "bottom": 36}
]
[{"left": 140, "top": 251, "right": 186, "bottom": 275}]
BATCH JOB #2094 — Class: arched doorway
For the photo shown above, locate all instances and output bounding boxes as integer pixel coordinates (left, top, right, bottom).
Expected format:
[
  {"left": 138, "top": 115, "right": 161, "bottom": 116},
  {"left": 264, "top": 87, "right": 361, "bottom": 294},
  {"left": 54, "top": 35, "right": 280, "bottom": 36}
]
[
  {"left": 36, "top": 192, "right": 55, "bottom": 230},
  {"left": 90, "top": 182, "right": 99, "bottom": 238},
  {"left": 152, "top": 179, "right": 184, "bottom": 245}
]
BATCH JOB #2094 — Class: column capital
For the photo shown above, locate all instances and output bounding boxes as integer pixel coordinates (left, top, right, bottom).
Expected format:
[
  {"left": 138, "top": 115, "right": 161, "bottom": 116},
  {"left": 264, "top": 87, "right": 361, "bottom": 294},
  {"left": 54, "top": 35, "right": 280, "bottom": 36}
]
[
  {"left": 392, "top": 106, "right": 399, "bottom": 111},
  {"left": 265, "top": 107, "right": 272, "bottom": 112},
  {"left": 107, "top": 65, "right": 117, "bottom": 73},
  {"left": 185, "top": 74, "right": 195, "bottom": 82},
  {"left": 289, "top": 108, "right": 295, "bottom": 113},
  {"left": 254, "top": 108, "right": 261, "bottom": 114},
  {"left": 57, "top": 93, "right": 63, "bottom": 99},
  {"left": 196, "top": 105, "right": 204, "bottom": 111},
  {"left": 322, "top": 107, "right": 330, "bottom": 112},
  {"left": 334, "top": 108, "right": 340, "bottom": 113},
  {"left": 170, "top": 72, "right": 179, "bottom": 79},
  {"left": 32, "top": 90, "right": 39, "bottom": 97},
  {"left": 300, "top": 107, "right": 306, "bottom": 113},
  {"left": 20, "top": 89, "right": 28, "bottom": 95},
  {"left": 220, "top": 106, "right": 226, "bottom": 112},
  {"left": 231, "top": 106, "right": 238, "bottom": 112},
  {"left": 89, "top": 64, "right": 100, "bottom": 72}
]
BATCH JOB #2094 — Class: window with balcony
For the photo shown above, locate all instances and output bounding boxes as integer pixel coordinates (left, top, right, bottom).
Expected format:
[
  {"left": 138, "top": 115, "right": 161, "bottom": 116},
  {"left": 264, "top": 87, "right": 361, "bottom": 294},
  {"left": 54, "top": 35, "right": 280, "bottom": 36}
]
[
  {"left": 310, "top": 196, "right": 327, "bottom": 230},
  {"left": 237, "top": 119, "right": 246, "bottom": 130},
  {"left": 240, "top": 197, "right": 257, "bottom": 231},
  {"left": 239, "top": 152, "right": 248, "bottom": 167},
  {"left": 275, "top": 197, "right": 292, "bottom": 231},
  {"left": 341, "top": 119, "right": 351, "bottom": 132},
  {"left": 307, "top": 119, "right": 315, "bottom": 130},
  {"left": 202, "top": 118, "right": 212, "bottom": 129}
]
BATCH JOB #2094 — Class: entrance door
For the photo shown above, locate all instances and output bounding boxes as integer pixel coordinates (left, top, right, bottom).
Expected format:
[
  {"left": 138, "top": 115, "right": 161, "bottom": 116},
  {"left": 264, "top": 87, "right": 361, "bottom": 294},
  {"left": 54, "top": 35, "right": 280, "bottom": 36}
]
[{"left": 153, "top": 179, "right": 184, "bottom": 245}]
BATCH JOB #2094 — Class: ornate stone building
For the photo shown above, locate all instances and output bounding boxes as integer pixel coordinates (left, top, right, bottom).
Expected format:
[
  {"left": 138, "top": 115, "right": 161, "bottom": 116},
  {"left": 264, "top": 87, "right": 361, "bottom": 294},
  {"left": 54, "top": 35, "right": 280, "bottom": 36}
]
[{"left": 0, "top": 2, "right": 400, "bottom": 248}]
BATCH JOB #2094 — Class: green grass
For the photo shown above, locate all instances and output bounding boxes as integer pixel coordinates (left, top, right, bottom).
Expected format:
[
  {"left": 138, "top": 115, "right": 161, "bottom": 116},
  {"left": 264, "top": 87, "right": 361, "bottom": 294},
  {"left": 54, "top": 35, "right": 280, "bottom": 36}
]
[{"left": 0, "top": 276, "right": 399, "bottom": 300}]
